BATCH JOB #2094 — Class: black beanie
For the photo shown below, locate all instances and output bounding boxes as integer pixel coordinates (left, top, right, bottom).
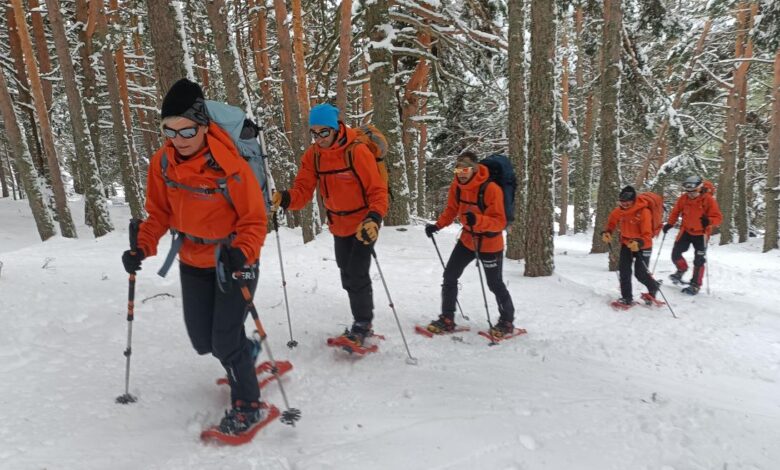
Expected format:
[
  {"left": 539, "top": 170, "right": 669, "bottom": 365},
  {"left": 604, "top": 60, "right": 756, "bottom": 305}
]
[
  {"left": 619, "top": 185, "right": 637, "bottom": 201},
  {"left": 161, "top": 78, "right": 209, "bottom": 125}
]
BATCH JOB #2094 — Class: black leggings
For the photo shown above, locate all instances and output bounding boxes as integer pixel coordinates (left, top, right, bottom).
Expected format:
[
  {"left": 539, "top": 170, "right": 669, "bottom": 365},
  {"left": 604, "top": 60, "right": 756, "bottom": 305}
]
[
  {"left": 180, "top": 262, "right": 259, "bottom": 404},
  {"left": 333, "top": 235, "right": 374, "bottom": 324},
  {"left": 671, "top": 231, "right": 707, "bottom": 287},
  {"left": 619, "top": 245, "right": 657, "bottom": 300},
  {"left": 441, "top": 241, "right": 515, "bottom": 322}
]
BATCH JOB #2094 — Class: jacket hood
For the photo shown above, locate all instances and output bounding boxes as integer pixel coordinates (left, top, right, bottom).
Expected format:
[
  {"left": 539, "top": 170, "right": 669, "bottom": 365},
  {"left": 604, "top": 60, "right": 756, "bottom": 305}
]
[{"left": 454, "top": 164, "right": 489, "bottom": 190}]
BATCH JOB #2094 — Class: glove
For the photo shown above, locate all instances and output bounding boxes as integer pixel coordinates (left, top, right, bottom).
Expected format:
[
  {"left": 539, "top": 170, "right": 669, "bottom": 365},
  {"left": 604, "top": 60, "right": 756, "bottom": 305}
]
[
  {"left": 464, "top": 211, "right": 477, "bottom": 227},
  {"left": 700, "top": 215, "right": 710, "bottom": 229},
  {"left": 226, "top": 246, "right": 256, "bottom": 281},
  {"left": 601, "top": 231, "right": 612, "bottom": 244},
  {"left": 425, "top": 224, "right": 439, "bottom": 238},
  {"left": 627, "top": 239, "right": 641, "bottom": 252},
  {"left": 271, "top": 190, "right": 290, "bottom": 212},
  {"left": 356, "top": 212, "right": 382, "bottom": 245},
  {"left": 122, "top": 248, "right": 145, "bottom": 274},
  {"left": 663, "top": 223, "right": 673, "bottom": 234}
]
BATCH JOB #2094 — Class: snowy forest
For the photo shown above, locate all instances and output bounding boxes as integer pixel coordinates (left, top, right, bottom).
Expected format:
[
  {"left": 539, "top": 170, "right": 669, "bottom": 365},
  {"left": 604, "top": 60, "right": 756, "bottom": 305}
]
[{"left": 1, "top": 0, "right": 780, "bottom": 265}]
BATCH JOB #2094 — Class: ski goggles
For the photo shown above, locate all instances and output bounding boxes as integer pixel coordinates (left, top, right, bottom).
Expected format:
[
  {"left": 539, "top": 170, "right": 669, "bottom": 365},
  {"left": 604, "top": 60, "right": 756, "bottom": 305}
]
[
  {"left": 453, "top": 167, "right": 474, "bottom": 175},
  {"left": 682, "top": 181, "right": 702, "bottom": 191},
  {"left": 310, "top": 128, "right": 334, "bottom": 139},
  {"left": 163, "top": 126, "right": 199, "bottom": 139}
]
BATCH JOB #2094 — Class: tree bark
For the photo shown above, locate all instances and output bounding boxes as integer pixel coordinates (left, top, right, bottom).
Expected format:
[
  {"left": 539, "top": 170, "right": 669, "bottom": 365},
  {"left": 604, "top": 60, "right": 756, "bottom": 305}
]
[
  {"left": 10, "top": 0, "right": 77, "bottom": 237},
  {"left": 365, "top": 0, "right": 410, "bottom": 225},
  {"left": 590, "top": 0, "right": 622, "bottom": 273},
  {"left": 401, "top": 32, "right": 431, "bottom": 217},
  {"left": 250, "top": 0, "right": 273, "bottom": 109},
  {"left": 207, "top": 0, "right": 249, "bottom": 110},
  {"left": 763, "top": 49, "right": 780, "bottom": 252},
  {"left": 506, "top": 0, "right": 527, "bottom": 260},
  {"left": 559, "top": 22, "right": 571, "bottom": 236},
  {"left": 146, "top": 0, "right": 190, "bottom": 94},
  {"left": 45, "top": 0, "right": 114, "bottom": 237},
  {"left": 0, "top": 68, "right": 57, "bottom": 240},
  {"left": 75, "top": 0, "right": 105, "bottom": 184},
  {"left": 335, "top": 0, "right": 353, "bottom": 115},
  {"left": 524, "top": 0, "right": 556, "bottom": 277},
  {"left": 0, "top": 139, "right": 9, "bottom": 198},
  {"left": 28, "top": 0, "right": 54, "bottom": 108}
]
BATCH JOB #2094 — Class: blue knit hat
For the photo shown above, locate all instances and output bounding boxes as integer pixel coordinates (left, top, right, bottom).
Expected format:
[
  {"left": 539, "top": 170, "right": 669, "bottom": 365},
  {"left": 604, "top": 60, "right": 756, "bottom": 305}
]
[{"left": 309, "top": 103, "right": 340, "bottom": 129}]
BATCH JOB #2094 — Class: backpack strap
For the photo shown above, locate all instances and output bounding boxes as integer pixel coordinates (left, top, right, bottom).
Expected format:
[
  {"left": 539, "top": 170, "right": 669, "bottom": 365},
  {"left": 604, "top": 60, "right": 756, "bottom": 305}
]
[
  {"left": 313, "top": 145, "right": 370, "bottom": 219},
  {"left": 160, "top": 153, "right": 237, "bottom": 209}
]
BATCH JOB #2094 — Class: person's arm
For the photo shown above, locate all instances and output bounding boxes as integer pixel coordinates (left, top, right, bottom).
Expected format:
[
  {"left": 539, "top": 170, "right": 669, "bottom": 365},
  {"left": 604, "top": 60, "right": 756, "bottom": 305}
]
[
  {"left": 706, "top": 196, "right": 723, "bottom": 228},
  {"left": 639, "top": 208, "right": 653, "bottom": 248},
  {"left": 604, "top": 208, "right": 619, "bottom": 233},
  {"left": 468, "top": 183, "right": 505, "bottom": 232},
  {"left": 666, "top": 197, "right": 682, "bottom": 226},
  {"left": 287, "top": 147, "right": 318, "bottom": 210},
  {"left": 435, "top": 181, "right": 459, "bottom": 229},
  {"left": 136, "top": 151, "right": 172, "bottom": 257},
  {"left": 228, "top": 164, "right": 268, "bottom": 264}
]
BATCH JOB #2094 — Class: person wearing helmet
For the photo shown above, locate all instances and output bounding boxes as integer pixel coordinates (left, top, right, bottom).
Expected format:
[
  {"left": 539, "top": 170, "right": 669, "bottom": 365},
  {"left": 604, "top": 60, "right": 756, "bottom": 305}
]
[
  {"left": 601, "top": 186, "right": 660, "bottom": 308},
  {"left": 662, "top": 175, "right": 723, "bottom": 295}
]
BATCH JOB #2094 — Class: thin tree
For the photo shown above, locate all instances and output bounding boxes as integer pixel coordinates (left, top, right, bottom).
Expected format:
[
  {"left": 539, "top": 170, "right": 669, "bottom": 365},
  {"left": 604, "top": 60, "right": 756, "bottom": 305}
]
[
  {"left": 0, "top": 69, "right": 56, "bottom": 240},
  {"left": 559, "top": 18, "right": 571, "bottom": 235},
  {"left": 590, "top": 0, "right": 622, "bottom": 272},
  {"left": 28, "top": 0, "right": 53, "bottom": 108},
  {"left": 524, "top": 0, "right": 556, "bottom": 277},
  {"left": 9, "top": 0, "right": 77, "bottom": 237},
  {"left": 506, "top": 0, "right": 527, "bottom": 260},
  {"left": 764, "top": 48, "right": 780, "bottom": 252},
  {"left": 45, "top": 0, "right": 114, "bottom": 236},
  {"left": 206, "top": 0, "right": 250, "bottom": 109},
  {"left": 335, "top": 0, "right": 352, "bottom": 115},
  {"left": 572, "top": 1, "right": 596, "bottom": 234},
  {"left": 146, "top": 0, "right": 191, "bottom": 94}
]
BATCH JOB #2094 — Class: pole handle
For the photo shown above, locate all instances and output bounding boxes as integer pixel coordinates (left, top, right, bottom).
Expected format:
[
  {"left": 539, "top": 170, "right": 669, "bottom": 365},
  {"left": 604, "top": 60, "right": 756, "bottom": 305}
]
[{"left": 129, "top": 219, "right": 141, "bottom": 254}]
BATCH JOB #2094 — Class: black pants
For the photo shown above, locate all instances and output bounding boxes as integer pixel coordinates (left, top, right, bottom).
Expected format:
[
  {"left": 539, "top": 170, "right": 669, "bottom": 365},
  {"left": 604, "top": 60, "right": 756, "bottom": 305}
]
[
  {"left": 180, "top": 262, "right": 259, "bottom": 404},
  {"left": 671, "top": 231, "right": 707, "bottom": 287},
  {"left": 441, "top": 241, "right": 515, "bottom": 322},
  {"left": 619, "top": 245, "right": 657, "bottom": 301},
  {"left": 334, "top": 235, "right": 374, "bottom": 325}
]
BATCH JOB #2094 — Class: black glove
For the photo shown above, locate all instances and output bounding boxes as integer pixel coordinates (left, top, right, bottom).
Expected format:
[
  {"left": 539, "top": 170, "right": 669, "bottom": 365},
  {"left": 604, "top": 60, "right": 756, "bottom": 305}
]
[
  {"left": 663, "top": 223, "right": 673, "bottom": 234},
  {"left": 464, "top": 211, "right": 477, "bottom": 227},
  {"left": 122, "top": 248, "right": 145, "bottom": 274},
  {"left": 700, "top": 215, "right": 710, "bottom": 229},
  {"left": 425, "top": 224, "right": 439, "bottom": 238},
  {"left": 226, "top": 246, "right": 256, "bottom": 281}
]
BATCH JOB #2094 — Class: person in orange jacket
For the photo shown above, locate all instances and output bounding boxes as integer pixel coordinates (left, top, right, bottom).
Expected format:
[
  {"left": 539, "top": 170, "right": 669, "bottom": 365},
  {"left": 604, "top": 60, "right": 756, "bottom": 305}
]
[
  {"left": 271, "top": 103, "right": 388, "bottom": 347},
  {"left": 663, "top": 175, "right": 723, "bottom": 295},
  {"left": 423, "top": 151, "right": 516, "bottom": 337},
  {"left": 601, "top": 186, "right": 660, "bottom": 307},
  {"left": 120, "top": 79, "right": 268, "bottom": 435}
]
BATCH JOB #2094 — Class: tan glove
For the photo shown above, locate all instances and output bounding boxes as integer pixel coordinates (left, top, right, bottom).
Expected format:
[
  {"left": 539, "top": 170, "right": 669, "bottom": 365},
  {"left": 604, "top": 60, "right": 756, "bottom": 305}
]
[
  {"left": 356, "top": 218, "right": 380, "bottom": 245},
  {"left": 601, "top": 231, "right": 612, "bottom": 244},
  {"left": 627, "top": 240, "right": 640, "bottom": 252}
]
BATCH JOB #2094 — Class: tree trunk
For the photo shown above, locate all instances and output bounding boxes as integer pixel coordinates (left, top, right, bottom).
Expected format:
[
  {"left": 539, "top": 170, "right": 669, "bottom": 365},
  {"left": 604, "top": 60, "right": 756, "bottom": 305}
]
[
  {"left": 75, "top": 0, "right": 105, "bottom": 185},
  {"left": 95, "top": 0, "right": 145, "bottom": 219},
  {"left": 336, "top": 0, "right": 352, "bottom": 114},
  {"left": 764, "top": 49, "right": 780, "bottom": 252},
  {"left": 0, "top": 139, "right": 9, "bottom": 198},
  {"left": 506, "top": 0, "right": 527, "bottom": 260},
  {"left": 146, "top": 0, "right": 190, "bottom": 94},
  {"left": 590, "top": 0, "right": 622, "bottom": 272},
  {"left": 559, "top": 22, "right": 570, "bottom": 236},
  {"left": 6, "top": 6, "right": 45, "bottom": 177},
  {"left": 401, "top": 32, "right": 431, "bottom": 217},
  {"left": 365, "top": 0, "right": 409, "bottom": 225},
  {"left": 273, "top": 0, "right": 315, "bottom": 242},
  {"left": 524, "top": 0, "right": 556, "bottom": 277},
  {"left": 206, "top": 0, "right": 250, "bottom": 110},
  {"left": 10, "top": 0, "right": 77, "bottom": 237},
  {"left": 250, "top": 0, "right": 273, "bottom": 109},
  {"left": 0, "top": 69, "right": 57, "bottom": 240},
  {"left": 718, "top": 2, "right": 755, "bottom": 246},
  {"left": 416, "top": 78, "right": 429, "bottom": 218},
  {"left": 28, "top": 0, "right": 54, "bottom": 108},
  {"left": 46, "top": 0, "right": 114, "bottom": 237}
]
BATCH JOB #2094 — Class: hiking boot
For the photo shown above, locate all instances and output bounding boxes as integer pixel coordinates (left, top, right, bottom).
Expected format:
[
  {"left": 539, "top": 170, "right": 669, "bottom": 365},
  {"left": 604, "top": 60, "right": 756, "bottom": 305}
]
[
  {"left": 682, "top": 284, "right": 700, "bottom": 295},
  {"left": 426, "top": 315, "right": 456, "bottom": 334},
  {"left": 489, "top": 318, "right": 515, "bottom": 338},
  {"left": 218, "top": 400, "right": 265, "bottom": 435},
  {"left": 341, "top": 321, "right": 372, "bottom": 347},
  {"left": 669, "top": 271, "right": 685, "bottom": 284},
  {"left": 615, "top": 297, "right": 633, "bottom": 306}
]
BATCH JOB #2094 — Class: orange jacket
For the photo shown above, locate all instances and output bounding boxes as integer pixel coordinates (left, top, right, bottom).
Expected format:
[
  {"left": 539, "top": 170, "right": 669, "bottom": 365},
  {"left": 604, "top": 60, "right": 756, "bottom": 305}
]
[
  {"left": 667, "top": 191, "right": 722, "bottom": 239},
  {"left": 137, "top": 123, "right": 267, "bottom": 268},
  {"left": 605, "top": 199, "right": 653, "bottom": 249},
  {"left": 287, "top": 124, "right": 388, "bottom": 237},
  {"left": 435, "top": 165, "right": 506, "bottom": 253}
]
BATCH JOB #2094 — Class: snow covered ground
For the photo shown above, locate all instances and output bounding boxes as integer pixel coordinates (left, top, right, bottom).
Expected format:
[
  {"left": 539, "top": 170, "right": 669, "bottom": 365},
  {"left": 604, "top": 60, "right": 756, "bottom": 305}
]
[{"left": 1, "top": 196, "right": 779, "bottom": 470}]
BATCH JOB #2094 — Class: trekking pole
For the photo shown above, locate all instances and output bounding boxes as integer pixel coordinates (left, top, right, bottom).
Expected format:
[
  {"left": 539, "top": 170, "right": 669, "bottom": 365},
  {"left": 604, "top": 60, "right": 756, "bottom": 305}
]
[
  {"left": 705, "top": 234, "right": 711, "bottom": 295},
  {"left": 472, "top": 233, "right": 497, "bottom": 346},
  {"left": 637, "top": 256, "right": 678, "bottom": 319},
  {"left": 368, "top": 245, "right": 418, "bottom": 365},
  {"left": 430, "top": 234, "right": 469, "bottom": 321},
  {"left": 236, "top": 279, "right": 302, "bottom": 426},
  {"left": 117, "top": 219, "right": 142, "bottom": 404},
  {"left": 651, "top": 232, "right": 667, "bottom": 275},
  {"left": 259, "top": 126, "right": 297, "bottom": 349}
]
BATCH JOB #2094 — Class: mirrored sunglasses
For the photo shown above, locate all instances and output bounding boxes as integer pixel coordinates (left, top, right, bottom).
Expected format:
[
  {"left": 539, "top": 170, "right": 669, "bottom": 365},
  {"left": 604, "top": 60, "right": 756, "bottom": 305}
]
[
  {"left": 163, "top": 126, "right": 199, "bottom": 139},
  {"left": 682, "top": 183, "right": 701, "bottom": 191},
  {"left": 310, "top": 128, "right": 334, "bottom": 139},
  {"left": 453, "top": 167, "right": 474, "bottom": 175}
]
